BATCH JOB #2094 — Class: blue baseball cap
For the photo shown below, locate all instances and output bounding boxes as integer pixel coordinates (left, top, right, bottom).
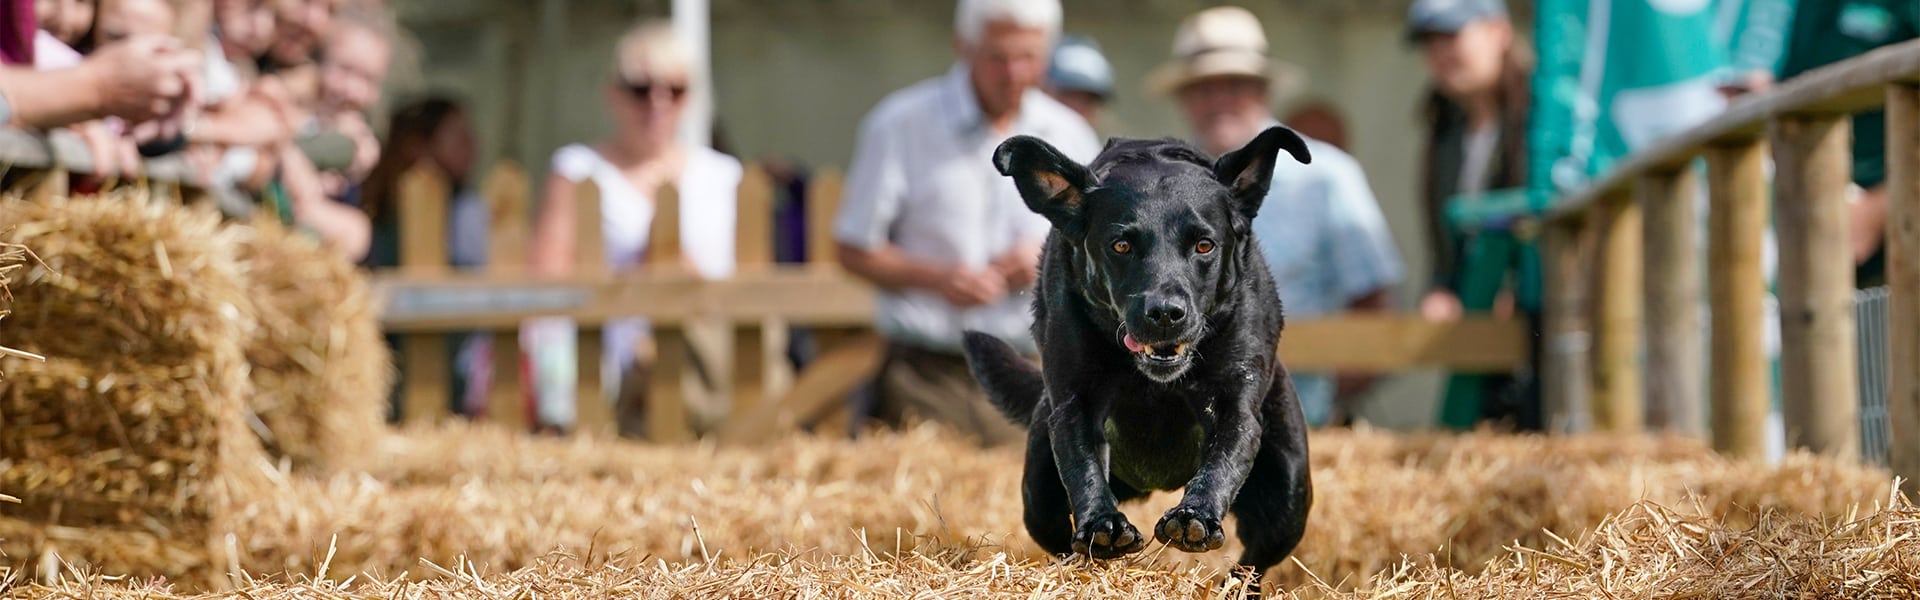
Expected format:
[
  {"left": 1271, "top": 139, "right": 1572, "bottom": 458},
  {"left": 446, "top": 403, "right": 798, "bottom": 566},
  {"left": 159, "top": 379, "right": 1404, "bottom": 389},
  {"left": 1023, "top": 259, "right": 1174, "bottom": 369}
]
[
  {"left": 1405, "top": 0, "right": 1508, "bottom": 41},
  {"left": 1048, "top": 34, "right": 1114, "bottom": 98}
]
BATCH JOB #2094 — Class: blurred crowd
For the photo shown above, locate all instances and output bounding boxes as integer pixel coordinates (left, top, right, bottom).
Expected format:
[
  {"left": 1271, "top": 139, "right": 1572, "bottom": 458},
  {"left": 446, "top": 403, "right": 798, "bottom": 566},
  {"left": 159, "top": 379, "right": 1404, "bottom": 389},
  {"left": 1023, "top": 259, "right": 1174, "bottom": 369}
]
[{"left": 0, "top": 0, "right": 1899, "bottom": 444}]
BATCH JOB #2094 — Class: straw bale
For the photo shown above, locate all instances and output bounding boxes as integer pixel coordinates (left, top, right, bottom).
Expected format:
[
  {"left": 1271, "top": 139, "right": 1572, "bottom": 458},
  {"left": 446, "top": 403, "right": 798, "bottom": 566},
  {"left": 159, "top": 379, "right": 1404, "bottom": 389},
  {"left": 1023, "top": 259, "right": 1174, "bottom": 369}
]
[
  {"left": 206, "top": 424, "right": 1885, "bottom": 593},
  {"left": 1306, "top": 484, "right": 1920, "bottom": 599},
  {"left": 0, "top": 194, "right": 273, "bottom": 584},
  {"left": 8, "top": 487, "right": 1918, "bottom": 600},
  {"left": 232, "top": 216, "right": 391, "bottom": 473}
]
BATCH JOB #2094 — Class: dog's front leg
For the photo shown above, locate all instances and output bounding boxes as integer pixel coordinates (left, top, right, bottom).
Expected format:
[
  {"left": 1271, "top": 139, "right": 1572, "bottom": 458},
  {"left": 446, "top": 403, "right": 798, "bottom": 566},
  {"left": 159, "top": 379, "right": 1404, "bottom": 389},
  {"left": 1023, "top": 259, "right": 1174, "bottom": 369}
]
[
  {"left": 1046, "top": 394, "right": 1145, "bottom": 559},
  {"left": 1156, "top": 385, "right": 1262, "bottom": 553}
]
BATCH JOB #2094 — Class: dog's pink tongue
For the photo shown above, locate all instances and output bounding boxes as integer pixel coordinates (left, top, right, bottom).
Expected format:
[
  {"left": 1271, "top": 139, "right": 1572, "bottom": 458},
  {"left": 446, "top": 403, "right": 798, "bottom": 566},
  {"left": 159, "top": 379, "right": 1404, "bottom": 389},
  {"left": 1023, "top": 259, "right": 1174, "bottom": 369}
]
[{"left": 1122, "top": 333, "right": 1144, "bottom": 353}]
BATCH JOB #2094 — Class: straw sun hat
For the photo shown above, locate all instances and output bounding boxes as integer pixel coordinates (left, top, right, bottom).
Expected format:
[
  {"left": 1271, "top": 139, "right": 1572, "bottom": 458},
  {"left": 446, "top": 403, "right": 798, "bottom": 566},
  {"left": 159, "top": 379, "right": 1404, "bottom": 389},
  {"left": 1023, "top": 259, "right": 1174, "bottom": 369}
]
[{"left": 1145, "top": 6, "right": 1307, "bottom": 100}]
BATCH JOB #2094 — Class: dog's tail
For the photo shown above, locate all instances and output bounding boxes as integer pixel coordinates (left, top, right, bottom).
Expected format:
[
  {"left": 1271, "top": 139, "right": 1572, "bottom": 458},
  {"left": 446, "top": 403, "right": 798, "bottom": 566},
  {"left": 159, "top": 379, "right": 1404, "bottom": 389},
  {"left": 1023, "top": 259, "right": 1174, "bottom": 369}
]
[{"left": 961, "top": 331, "right": 1045, "bottom": 426}]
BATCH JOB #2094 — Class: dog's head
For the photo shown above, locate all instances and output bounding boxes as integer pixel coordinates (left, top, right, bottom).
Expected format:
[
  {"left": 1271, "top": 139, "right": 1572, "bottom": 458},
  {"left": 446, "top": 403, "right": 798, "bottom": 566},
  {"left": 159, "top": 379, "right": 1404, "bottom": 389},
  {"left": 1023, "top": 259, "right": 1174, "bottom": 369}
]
[{"left": 993, "top": 126, "right": 1309, "bottom": 382}]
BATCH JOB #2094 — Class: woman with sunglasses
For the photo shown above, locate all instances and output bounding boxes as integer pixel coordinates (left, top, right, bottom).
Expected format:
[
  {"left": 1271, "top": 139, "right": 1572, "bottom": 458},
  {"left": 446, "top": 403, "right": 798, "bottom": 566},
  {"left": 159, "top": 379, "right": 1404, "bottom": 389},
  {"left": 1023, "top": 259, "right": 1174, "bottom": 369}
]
[{"left": 521, "top": 20, "right": 742, "bottom": 437}]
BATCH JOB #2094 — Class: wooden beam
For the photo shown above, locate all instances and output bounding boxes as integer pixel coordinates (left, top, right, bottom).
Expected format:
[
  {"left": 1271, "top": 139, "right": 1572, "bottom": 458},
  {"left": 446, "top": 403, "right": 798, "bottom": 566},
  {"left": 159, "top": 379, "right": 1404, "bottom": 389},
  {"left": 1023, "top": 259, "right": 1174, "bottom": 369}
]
[
  {"left": 1276, "top": 315, "right": 1528, "bottom": 373},
  {"left": 1885, "top": 83, "right": 1920, "bottom": 484},
  {"left": 1706, "top": 140, "right": 1773, "bottom": 459},
  {"left": 372, "top": 267, "right": 879, "bottom": 331},
  {"left": 1595, "top": 193, "right": 1645, "bottom": 433},
  {"left": 397, "top": 166, "right": 451, "bottom": 425},
  {"left": 1550, "top": 37, "right": 1920, "bottom": 224},
  {"left": 719, "top": 330, "right": 884, "bottom": 444},
  {"left": 1772, "top": 115, "right": 1861, "bottom": 460},
  {"left": 1542, "top": 219, "right": 1593, "bottom": 433},
  {"left": 1640, "top": 167, "right": 1704, "bottom": 436}
]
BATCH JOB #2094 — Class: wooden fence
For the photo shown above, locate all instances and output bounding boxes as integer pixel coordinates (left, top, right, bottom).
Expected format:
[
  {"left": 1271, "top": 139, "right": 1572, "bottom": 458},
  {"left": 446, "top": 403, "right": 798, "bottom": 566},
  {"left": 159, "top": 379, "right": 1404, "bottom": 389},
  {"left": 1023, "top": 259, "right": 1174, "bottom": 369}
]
[
  {"left": 1537, "top": 38, "right": 1920, "bottom": 486},
  {"left": 375, "top": 161, "right": 1536, "bottom": 443}
]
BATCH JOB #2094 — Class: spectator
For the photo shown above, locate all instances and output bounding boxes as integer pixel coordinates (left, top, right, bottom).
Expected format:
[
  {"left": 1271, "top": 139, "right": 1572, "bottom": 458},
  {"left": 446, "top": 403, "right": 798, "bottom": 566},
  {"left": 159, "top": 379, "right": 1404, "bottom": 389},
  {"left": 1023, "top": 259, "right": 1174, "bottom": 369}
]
[
  {"left": 356, "top": 95, "right": 490, "bottom": 420},
  {"left": 311, "top": 3, "right": 390, "bottom": 186},
  {"left": 33, "top": 0, "right": 88, "bottom": 47},
  {"left": 1406, "top": 0, "right": 1543, "bottom": 431},
  {"left": 522, "top": 20, "right": 742, "bottom": 437},
  {"left": 0, "top": 34, "right": 199, "bottom": 130},
  {"left": 1043, "top": 33, "right": 1112, "bottom": 130},
  {"left": 835, "top": 0, "right": 1097, "bottom": 447},
  {"left": 1776, "top": 1, "right": 1915, "bottom": 289},
  {"left": 1149, "top": 5, "right": 1404, "bottom": 429},
  {"left": 259, "top": 0, "right": 332, "bottom": 106}
]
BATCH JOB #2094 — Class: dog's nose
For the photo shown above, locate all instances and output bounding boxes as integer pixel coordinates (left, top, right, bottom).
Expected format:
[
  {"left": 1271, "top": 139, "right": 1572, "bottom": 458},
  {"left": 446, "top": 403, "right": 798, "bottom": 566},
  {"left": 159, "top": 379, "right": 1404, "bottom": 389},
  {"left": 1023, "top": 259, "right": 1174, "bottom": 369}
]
[{"left": 1145, "top": 299, "right": 1187, "bottom": 327}]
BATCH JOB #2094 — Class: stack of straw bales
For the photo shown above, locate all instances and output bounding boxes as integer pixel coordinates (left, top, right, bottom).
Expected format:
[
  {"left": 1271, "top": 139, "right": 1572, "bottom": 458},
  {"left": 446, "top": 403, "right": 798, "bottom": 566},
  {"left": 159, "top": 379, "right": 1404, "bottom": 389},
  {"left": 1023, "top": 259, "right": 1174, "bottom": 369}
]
[
  {"left": 0, "top": 195, "right": 273, "bottom": 584},
  {"left": 232, "top": 216, "right": 392, "bottom": 473}
]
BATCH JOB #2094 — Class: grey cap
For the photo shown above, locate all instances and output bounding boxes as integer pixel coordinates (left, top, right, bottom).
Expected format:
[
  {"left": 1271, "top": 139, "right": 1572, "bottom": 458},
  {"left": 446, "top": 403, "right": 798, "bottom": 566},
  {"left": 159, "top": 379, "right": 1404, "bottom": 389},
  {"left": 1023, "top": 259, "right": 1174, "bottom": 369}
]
[
  {"left": 1047, "top": 34, "right": 1114, "bottom": 98},
  {"left": 1405, "top": 0, "right": 1508, "bottom": 41}
]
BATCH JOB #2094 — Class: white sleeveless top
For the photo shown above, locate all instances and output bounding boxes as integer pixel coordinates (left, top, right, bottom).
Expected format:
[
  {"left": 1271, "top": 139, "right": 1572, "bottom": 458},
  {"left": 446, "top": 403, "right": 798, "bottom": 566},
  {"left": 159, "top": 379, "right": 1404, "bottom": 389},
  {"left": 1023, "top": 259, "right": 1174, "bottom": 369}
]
[
  {"left": 521, "top": 144, "right": 741, "bottom": 426},
  {"left": 548, "top": 143, "right": 741, "bottom": 278}
]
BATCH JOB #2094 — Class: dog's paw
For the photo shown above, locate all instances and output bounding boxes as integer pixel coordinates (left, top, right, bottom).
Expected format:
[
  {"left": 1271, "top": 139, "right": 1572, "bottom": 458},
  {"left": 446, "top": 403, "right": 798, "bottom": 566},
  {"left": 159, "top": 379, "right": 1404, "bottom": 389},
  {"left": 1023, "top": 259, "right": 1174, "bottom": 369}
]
[
  {"left": 1155, "top": 505, "right": 1226, "bottom": 553},
  {"left": 1071, "top": 512, "right": 1146, "bottom": 559}
]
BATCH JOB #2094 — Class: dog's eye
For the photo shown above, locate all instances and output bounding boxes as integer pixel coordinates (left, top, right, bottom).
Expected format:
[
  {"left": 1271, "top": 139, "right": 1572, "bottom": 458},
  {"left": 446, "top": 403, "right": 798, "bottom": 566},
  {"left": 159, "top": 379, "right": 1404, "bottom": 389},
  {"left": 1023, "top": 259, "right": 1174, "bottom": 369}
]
[
  {"left": 1111, "top": 240, "right": 1132, "bottom": 254},
  {"left": 1194, "top": 239, "right": 1215, "bottom": 255}
]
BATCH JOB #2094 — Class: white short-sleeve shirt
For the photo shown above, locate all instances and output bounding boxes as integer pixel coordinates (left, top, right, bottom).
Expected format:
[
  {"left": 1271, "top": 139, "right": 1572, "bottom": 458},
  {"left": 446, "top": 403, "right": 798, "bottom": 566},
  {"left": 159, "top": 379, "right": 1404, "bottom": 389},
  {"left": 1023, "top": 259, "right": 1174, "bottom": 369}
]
[{"left": 834, "top": 63, "right": 1101, "bottom": 355}]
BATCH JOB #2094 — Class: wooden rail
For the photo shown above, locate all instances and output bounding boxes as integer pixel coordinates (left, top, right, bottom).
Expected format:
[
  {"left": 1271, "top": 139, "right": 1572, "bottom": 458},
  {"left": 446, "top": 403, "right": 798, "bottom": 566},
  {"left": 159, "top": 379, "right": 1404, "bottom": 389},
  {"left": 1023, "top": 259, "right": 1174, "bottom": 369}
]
[{"left": 1541, "top": 38, "right": 1920, "bottom": 483}]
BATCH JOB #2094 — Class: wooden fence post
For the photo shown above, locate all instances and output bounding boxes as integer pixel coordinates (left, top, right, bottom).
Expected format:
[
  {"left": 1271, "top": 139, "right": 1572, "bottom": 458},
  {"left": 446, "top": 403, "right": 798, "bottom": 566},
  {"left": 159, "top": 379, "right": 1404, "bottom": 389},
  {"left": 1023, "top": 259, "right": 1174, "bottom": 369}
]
[
  {"left": 731, "top": 165, "right": 794, "bottom": 428},
  {"left": 1594, "top": 193, "right": 1645, "bottom": 433},
  {"left": 1772, "top": 115, "right": 1861, "bottom": 460},
  {"left": 398, "top": 165, "right": 451, "bottom": 426},
  {"left": 644, "top": 183, "right": 694, "bottom": 443},
  {"left": 572, "top": 180, "right": 615, "bottom": 436},
  {"left": 482, "top": 162, "right": 530, "bottom": 431},
  {"left": 1542, "top": 219, "right": 1593, "bottom": 433},
  {"left": 1641, "top": 167, "right": 1704, "bottom": 437},
  {"left": 1884, "top": 84, "right": 1920, "bottom": 485},
  {"left": 1706, "top": 141, "right": 1772, "bottom": 459},
  {"left": 807, "top": 169, "right": 844, "bottom": 269}
]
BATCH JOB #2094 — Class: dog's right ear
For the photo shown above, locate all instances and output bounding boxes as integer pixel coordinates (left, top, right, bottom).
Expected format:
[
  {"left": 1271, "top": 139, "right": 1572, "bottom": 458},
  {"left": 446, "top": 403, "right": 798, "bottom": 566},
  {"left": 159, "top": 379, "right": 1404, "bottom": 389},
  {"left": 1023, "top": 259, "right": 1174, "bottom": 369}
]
[{"left": 994, "top": 135, "right": 1094, "bottom": 236}]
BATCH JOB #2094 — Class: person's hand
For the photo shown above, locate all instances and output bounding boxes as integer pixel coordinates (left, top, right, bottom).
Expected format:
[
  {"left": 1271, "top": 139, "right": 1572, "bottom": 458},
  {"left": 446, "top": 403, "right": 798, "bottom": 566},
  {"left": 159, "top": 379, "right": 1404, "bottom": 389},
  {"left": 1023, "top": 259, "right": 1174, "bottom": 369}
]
[
  {"left": 333, "top": 112, "right": 380, "bottom": 180},
  {"left": 1419, "top": 289, "right": 1463, "bottom": 322},
  {"left": 938, "top": 268, "right": 1009, "bottom": 307},
  {"left": 991, "top": 243, "right": 1043, "bottom": 291},
  {"left": 81, "top": 35, "right": 202, "bottom": 126}
]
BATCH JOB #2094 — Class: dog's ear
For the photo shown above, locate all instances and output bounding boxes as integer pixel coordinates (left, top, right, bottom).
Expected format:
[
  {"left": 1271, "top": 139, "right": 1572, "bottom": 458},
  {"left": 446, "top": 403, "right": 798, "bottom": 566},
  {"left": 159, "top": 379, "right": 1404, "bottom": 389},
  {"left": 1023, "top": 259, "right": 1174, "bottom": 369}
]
[
  {"left": 1212, "top": 125, "right": 1312, "bottom": 220},
  {"left": 994, "top": 135, "right": 1094, "bottom": 235}
]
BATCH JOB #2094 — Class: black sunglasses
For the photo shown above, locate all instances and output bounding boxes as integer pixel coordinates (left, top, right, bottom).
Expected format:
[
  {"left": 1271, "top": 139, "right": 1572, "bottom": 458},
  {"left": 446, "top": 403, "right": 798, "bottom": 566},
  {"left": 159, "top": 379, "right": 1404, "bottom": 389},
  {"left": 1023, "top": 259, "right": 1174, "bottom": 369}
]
[{"left": 623, "top": 80, "right": 689, "bottom": 101}]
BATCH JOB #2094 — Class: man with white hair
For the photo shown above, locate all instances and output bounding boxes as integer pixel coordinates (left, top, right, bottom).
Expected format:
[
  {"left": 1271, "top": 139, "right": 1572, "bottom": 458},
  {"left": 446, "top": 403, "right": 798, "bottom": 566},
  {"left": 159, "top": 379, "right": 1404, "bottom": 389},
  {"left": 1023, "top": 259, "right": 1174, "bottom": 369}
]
[{"left": 835, "top": 0, "right": 1099, "bottom": 447}]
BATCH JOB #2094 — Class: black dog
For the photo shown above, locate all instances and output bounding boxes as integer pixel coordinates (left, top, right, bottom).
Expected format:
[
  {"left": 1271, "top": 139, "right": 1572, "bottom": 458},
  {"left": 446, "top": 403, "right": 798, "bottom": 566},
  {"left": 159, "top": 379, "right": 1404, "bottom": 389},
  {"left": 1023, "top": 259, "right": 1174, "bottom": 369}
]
[{"left": 961, "top": 126, "right": 1314, "bottom": 583}]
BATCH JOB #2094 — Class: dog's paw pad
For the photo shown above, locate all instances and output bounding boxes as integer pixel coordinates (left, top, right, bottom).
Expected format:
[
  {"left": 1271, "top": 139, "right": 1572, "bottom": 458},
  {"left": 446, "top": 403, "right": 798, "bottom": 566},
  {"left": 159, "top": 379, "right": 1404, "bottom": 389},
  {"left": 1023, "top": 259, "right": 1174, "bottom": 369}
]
[
  {"left": 1071, "top": 513, "right": 1146, "bottom": 559},
  {"left": 1155, "top": 506, "right": 1226, "bottom": 553}
]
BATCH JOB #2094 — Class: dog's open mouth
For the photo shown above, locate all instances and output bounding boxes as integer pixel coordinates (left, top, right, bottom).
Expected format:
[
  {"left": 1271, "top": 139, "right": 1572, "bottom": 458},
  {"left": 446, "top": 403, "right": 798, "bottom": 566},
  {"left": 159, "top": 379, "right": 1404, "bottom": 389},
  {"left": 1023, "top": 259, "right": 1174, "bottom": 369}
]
[{"left": 1122, "top": 334, "right": 1191, "bottom": 364}]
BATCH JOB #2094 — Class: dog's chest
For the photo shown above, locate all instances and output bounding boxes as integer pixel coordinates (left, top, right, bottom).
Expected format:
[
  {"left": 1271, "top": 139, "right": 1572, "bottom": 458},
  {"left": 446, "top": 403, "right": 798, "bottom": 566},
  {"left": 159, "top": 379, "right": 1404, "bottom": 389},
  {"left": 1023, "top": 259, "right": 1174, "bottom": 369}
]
[{"left": 1102, "top": 409, "right": 1205, "bottom": 492}]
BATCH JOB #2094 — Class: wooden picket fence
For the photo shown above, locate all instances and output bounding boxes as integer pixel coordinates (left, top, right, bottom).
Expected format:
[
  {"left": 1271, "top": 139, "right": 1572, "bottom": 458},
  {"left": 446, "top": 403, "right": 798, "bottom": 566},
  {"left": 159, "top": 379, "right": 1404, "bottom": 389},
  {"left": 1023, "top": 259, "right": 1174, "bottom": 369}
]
[
  {"left": 1536, "top": 38, "right": 1920, "bottom": 486},
  {"left": 372, "top": 158, "right": 1537, "bottom": 443}
]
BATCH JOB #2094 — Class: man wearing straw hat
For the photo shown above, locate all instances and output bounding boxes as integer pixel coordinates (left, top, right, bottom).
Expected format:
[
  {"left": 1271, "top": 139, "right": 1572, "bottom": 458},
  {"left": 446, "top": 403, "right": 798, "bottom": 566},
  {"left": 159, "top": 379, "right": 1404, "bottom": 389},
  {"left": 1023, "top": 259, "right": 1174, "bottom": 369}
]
[{"left": 1149, "top": 6, "right": 1405, "bottom": 429}]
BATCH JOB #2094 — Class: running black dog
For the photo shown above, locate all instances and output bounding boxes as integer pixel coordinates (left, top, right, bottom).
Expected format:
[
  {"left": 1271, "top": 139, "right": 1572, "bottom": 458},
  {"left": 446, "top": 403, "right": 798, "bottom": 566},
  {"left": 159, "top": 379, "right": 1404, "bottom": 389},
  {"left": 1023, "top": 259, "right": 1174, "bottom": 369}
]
[{"left": 962, "top": 126, "right": 1314, "bottom": 583}]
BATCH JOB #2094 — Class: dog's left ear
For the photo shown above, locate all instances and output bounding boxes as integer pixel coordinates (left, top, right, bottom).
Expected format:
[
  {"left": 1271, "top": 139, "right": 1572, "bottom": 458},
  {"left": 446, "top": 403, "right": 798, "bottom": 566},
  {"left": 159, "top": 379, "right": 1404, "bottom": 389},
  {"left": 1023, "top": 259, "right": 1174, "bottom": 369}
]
[
  {"left": 1213, "top": 125, "right": 1312, "bottom": 220},
  {"left": 994, "top": 135, "right": 1095, "bottom": 236}
]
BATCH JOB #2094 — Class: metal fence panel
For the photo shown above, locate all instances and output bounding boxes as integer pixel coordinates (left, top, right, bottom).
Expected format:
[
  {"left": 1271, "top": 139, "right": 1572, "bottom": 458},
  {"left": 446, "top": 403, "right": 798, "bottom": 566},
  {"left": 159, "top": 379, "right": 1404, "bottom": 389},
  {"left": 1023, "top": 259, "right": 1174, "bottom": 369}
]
[{"left": 1857, "top": 286, "right": 1891, "bottom": 466}]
